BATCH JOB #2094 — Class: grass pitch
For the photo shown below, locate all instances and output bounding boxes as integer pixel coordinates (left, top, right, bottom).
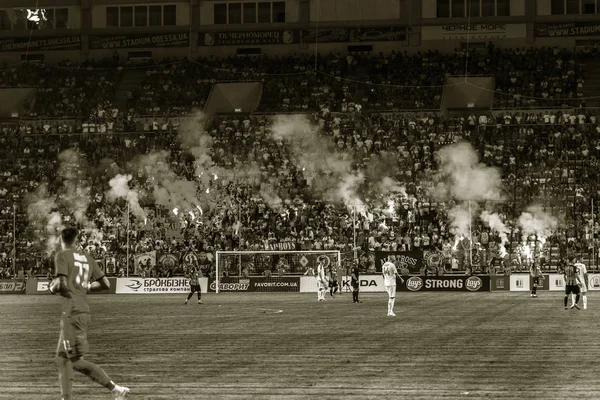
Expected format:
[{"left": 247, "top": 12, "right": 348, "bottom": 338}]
[{"left": 0, "top": 291, "right": 598, "bottom": 399}]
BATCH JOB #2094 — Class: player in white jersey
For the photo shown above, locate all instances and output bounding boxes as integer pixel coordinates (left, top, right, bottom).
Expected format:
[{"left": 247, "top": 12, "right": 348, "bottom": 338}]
[
  {"left": 382, "top": 260, "right": 404, "bottom": 316},
  {"left": 574, "top": 259, "right": 589, "bottom": 309},
  {"left": 316, "top": 260, "right": 328, "bottom": 302}
]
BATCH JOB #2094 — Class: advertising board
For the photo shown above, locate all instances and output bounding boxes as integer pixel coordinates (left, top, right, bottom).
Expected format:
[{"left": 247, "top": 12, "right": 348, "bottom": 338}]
[
  {"left": 510, "top": 275, "right": 530, "bottom": 291},
  {"left": 301, "top": 275, "right": 385, "bottom": 293},
  {"left": 0, "top": 280, "right": 26, "bottom": 294},
  {"left": 399, "top": 276, "right": 490, "bottom": 292},
  {"left": 116, "top": 277, "right": 207, "bottom": 294},
  {"left": 208, "top": 277, "right": 300, "bottom": 293},
  {"left": 31, "top": 278, "right": 117, "bottom": 295}
]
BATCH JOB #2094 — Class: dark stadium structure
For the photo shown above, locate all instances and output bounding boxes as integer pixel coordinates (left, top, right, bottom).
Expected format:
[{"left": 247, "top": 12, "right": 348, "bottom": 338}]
[{"left": 1, "top": 0, "right": 600, "bottom": 398}]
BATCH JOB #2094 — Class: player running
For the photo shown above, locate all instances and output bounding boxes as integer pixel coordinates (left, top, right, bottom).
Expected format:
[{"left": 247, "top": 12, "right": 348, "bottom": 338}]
[
  {"left": 529, "top": 262, "right": 543, "bottom": 298},
  {"left": 382, "top": 259, "right": 404, "bottom": 317},
  {"left": 316, "top": 258, "right": 328, "bottom": 302},
  {"left": 184, "top": 267, "right": 203, "bottom": 305},
  {"left": 574, "top": 258, "right": 589, "bottom": 310},
  {"left": 49, "top": 227, "right": 130, "bottom": 400},
  {"left": 563, "top": 257, "right": 581, "bottom": 310}
]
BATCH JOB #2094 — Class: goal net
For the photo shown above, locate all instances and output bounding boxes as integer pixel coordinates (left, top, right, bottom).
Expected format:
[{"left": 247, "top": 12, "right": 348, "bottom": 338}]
[{"left": 215, "top": 250, "right": 341, "bottom": 294}]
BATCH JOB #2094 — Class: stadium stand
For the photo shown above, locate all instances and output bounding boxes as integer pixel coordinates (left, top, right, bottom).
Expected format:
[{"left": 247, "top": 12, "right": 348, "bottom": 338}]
[{"left": 0, "top": 48, "right": 597, "bottom": 278}]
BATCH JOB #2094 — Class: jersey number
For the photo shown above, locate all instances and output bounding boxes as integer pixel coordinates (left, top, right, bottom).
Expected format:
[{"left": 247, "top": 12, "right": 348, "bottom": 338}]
[{"left": 73, "top": 253, "right": 90, "bottom": 288}]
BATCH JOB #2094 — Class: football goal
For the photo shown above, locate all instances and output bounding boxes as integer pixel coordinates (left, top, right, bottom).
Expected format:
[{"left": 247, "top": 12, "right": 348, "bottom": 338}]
[{"left": 214, "top": 250, "right": 341, "bottom": 294}]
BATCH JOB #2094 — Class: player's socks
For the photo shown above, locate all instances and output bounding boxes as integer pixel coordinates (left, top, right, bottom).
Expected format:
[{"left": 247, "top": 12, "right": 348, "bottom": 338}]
[
  {"left": 576, "top": 294, "right": 581, "bottom": 305},
  {"left": 71, "top": 358, "right": 114, "bottom": 388},
  {"left": 56, "top": 356, "right": 73, "bottom": 400},
  {"left": 583, "top": 295, "right": 587, "bottom": 309},
  {"left": 186, "top": 292, "right": 194, "bottom": 302},
  {"left": 564, "top": 296, "right": 568, "bottom": 308}
]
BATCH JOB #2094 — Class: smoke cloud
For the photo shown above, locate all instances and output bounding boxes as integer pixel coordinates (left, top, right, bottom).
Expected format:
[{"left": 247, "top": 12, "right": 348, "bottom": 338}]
[
  {"left": 107, "top": 174, "right": 147, "bottom": 220},
  {"left": 433, "top": 141, "right": 504, "bottom": 202},
  {"left": 480, "top": 211, "right": 510, "bottom": 245},
  {"left": 518, "top": 205, "right": 559, "bottom": 244}
]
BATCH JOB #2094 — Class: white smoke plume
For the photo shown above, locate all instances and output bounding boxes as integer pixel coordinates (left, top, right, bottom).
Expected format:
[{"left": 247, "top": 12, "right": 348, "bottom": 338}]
[
  {"left": 433, "top": 141, "right": 504, "bottom": 202},
  {"left": 259, "top": 183, "right": 283, "bottom": 210},
  {"left": 518, "top": 205, "right": 559, "bottom": 244},
  {"left": 178, "top": 112, "right": 217, "bottom": 184},
  {"left": 26, "top": 185, "right": 61, "bottom": 255},
  {"left": 46, "top": 212, "right": 64, "bottom": 256},
  {"left": 480, "top": 211, "right": 510, "bottom": 245},
  {"left": 448, "top": 205, "right": 472, "bottom": 238},
  {"left": 271, "top": 114, "right": 360, "bottom": 208},
  {"left": 378, "top": 177, "right": 407, "bottom": 197},
  {"left": 106, "top": 174, "right": 147, "bottom": 220},
  {"left": 136, "top": 150, "right": 201, "bottom": 213},
  {"left": 57, "top": 149, "right": 91, "bottom": 224}
]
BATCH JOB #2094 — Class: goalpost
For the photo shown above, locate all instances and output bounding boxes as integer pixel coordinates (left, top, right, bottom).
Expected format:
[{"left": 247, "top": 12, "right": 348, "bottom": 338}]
[{"left": 214, "top": 250, "right": 342, "bottom": 294}]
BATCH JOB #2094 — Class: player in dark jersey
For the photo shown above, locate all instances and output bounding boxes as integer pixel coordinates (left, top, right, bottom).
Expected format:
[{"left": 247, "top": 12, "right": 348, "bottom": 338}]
[
  {"left": 49, "top": 227, "right": 130, "bottom": 400},
  {"left": 329, "top": 265, "right": 339, "bottom": 297},
  {"left": 563, "top": 257, "right": 581, "bottom": 310},
  {"left": 351, "top": 262, "right": 361, "bottom": 303},
  {"left": 184, "top": 267, "right": 203, "bottom": 304}
]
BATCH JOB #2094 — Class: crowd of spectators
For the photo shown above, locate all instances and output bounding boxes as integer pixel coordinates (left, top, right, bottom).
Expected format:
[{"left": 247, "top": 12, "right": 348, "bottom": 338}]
[{"left": 0, "top": 46, "right": 596, "bottom": 278}]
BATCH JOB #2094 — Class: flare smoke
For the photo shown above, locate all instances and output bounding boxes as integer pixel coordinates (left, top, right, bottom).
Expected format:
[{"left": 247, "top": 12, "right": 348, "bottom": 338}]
[
  {"left": 518, "top": 205, "right": 559, "bottom": 244},
  {"left": 107, "top": 174, "right": 147, "bottom": 220}
]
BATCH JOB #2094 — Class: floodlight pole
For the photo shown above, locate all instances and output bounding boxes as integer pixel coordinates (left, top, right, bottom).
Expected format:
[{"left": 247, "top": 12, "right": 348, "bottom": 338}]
[
  {"left": 469, "top": 200, "right": 473, "bottom": 268},
  {"left": 353, "top": 204, "right": 357, "bottom": 263},
  {"left": 126, "top": 203, "right": 130, "bottom": 277},
  {"left": 593, "top": 198, "right": 595, "bottom": 270},
  {"left": 12, "top": 202, "right": 16, "bottom": 276}
]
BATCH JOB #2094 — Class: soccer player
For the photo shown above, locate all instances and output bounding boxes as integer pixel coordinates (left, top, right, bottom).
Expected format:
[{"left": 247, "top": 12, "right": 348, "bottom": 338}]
[
  {"left": 563, "top": 257, "right": 581, "bottom": 310},
  {"left": 351, "top": 262, "right": 361, "bottom": 303},
  {"left": 382, "top": 259, "right": 404, "bottom": 317},
  {"left": 184, "top": 267, "right": 203, "bottom": 305},
  {"left": 316, "top": 259, "right": 328, "bottom": 302},
  {"left": 529, "top": 262, "right": 543, "bottom": 298},
  {"left": 574, "top": 258, "right": 589, "bottom": 309},
  {"left": 328, "top": 264, "right": 339, "bottom": 297},
  {"left": 49, "top": 227, "right": 130, "bottom": 400}
]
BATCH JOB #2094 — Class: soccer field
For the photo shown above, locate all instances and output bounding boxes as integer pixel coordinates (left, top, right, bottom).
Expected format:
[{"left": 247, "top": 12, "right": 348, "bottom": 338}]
[{"left": 1, "top": 292, "right": 598, "bottom": 400}]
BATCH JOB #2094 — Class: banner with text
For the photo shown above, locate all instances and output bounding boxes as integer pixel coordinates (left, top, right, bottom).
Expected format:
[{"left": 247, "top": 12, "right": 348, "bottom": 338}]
[
  {"left": 374, "top": 250, "right": 423, "bottom": 274},
  {"left": 536, "top": 22, "right": 600, "bottom": 38},
  {"left": 301, "top": 26, "right": 406, "bottom": 44},
  {"left": 90, "top": 33, "right": 189, "bottom": 49},
  {"left": 421, "top": 24, "right": 526, "bottom": 40},
  {"left": 0, "top": 279, "right": 26, "bottom": 294},
  {"left": 32, "top": 278, "right": 116, "bottom": 295},
  {"left": 200, "top": 30, "right": 298, "bottom": 46},
  {"left": 208, "top": 276, "right": 300, "bottom": 292},
  {"left": 302, "top": 275, "right": 385, "bottom": 293},
  {"left": 116, "top": 277, "right": 208, "bottom": 294},
  {"left": 399, "top": 275, "right": 490, "bottom": 292},
  {"left": 0, "top": 36, "right": 81, "bottom": 52}
]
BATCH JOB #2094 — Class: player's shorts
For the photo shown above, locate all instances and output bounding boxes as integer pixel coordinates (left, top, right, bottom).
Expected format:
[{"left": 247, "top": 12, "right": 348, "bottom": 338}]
[
  {"left": 317, "top": 280, "right": 327, "bottom": 290},
  {"left": 565, "top": 285, "right": 581, "bottom": 295},
  {"left": 57, "top": 312, "right": 90, "bottom": 359},
  {"left": 532, "top": 277, "right": 539, "bottom": 286},
  {"left": 351, "top": 280, "right": 359, "bottom": 290},
  {"left": 190, "top": 284, "right": 201, "bottom": 292},
  {"left": 329, "top": 280, "right": 338, "bottom": 288},
  {"left": 385, "top": 285, "right": 396, "bottom": 298}
]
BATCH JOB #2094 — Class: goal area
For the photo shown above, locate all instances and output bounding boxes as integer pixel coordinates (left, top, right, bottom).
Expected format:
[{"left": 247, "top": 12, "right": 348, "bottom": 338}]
[{"left": 215, "top": 250, "right": 341, "bottom": 294}]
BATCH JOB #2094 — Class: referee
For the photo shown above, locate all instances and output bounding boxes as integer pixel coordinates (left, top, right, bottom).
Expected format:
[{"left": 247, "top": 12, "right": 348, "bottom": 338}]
[
  {"left": 184, "top": 267, "right": 203, "bottom": 305},
  {"left": 351, "top": 261, "right": 361, "bottom": 303}
]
